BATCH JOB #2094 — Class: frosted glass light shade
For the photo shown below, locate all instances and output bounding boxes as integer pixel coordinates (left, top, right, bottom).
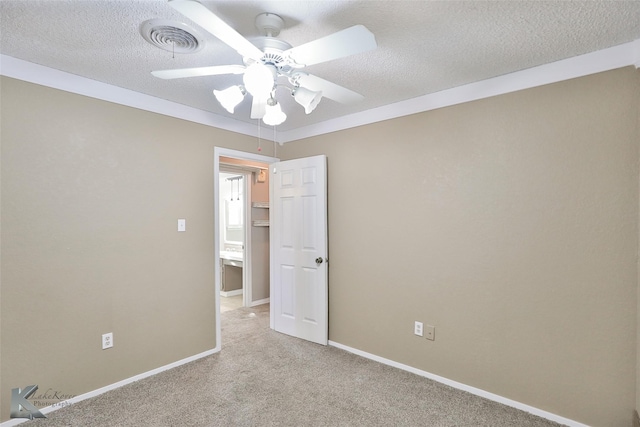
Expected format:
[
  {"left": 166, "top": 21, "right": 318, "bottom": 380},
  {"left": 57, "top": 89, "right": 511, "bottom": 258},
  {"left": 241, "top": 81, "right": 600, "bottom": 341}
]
[
  {"left": 262, "top": 101, "right": 287, "bottom": 126},
  {"left": 243, "top": 63, "right": 275, "bottom": 98},
  {"left": 293, "top": 87, "right": 322, "bottom": 114},
  {"left": 213, "top": 86, "right": 245, "bottom": 113}
]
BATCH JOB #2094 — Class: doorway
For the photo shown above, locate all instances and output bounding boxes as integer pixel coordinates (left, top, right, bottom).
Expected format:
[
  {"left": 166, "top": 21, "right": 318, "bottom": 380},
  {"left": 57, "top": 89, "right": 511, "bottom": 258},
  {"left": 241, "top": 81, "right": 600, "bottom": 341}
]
[
  {"left": 218, "top": 170, "right": 248, "bottom": 311},
  {"left": 214, "top": 147, "right": 278, "bottom": 351}
]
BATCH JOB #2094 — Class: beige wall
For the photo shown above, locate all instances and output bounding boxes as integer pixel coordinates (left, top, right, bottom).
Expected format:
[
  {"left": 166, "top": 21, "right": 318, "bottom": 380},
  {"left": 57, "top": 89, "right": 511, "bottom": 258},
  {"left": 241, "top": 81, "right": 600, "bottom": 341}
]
[
  {"left": 2, "top": 66, "right": 639, "bottom": 426},
  {"left": 0, "top": 77, "right": 269, "bottom": 421},
  {"left": 281, "top": 67, "right": 640, "bottom": 426},
  {"left": 250, "top": 169, "right": 270, "bottom": 302}
]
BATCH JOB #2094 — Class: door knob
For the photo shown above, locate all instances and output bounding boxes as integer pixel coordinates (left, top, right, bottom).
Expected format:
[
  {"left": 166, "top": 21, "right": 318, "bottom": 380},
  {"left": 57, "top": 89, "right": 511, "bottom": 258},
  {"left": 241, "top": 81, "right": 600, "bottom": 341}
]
[{"left": 315, "top": 257, "right": 323, "bottom": 265}]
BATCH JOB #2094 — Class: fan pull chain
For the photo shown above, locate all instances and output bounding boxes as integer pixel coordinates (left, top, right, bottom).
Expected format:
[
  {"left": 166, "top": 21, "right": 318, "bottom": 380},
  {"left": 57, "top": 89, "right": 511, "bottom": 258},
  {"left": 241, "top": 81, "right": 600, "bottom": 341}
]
[
  {"left": 257, "top": 119, "right": 262, "bottom": 152},
  {"left": 273, "top": 125, "right": 277, "bottom": 157}
]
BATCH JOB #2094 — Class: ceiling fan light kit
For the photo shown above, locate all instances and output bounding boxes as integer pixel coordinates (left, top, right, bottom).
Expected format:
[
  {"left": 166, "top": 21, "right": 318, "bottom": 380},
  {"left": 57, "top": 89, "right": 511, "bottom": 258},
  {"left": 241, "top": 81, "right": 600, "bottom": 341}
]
[
  {"left": 242, "top": 62, "right": 277, "bottom": 98},
  {"left": 213, "top": 85, "right": 246, "bottom": 113},
  {"left": 263, "top": 99, "right": 287, "bottom": 126},
  {"left": 292, "top": 86, "right": 323, "bottom": 115},
  {"left": 148, "top": 0, "right": 377, "bottom": 126}
]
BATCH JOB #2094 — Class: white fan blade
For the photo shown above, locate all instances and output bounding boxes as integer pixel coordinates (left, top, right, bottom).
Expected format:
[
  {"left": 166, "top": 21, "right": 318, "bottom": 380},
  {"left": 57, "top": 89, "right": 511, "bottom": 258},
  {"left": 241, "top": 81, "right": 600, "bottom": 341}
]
[
  {"left": 251, "top": 96, "right": 267, "bottom": 119},
  {"left": 151, "top": 65, "right": 245, "bottom": 79},
  {"left": 295, "top": 73, "right": 364, "bottom": 105},
  {"left": 284, "top": 25, "right": 376, "bottom": 67},
  {"left": 169, "top": 0, "right": 263, "bottom": 61}
]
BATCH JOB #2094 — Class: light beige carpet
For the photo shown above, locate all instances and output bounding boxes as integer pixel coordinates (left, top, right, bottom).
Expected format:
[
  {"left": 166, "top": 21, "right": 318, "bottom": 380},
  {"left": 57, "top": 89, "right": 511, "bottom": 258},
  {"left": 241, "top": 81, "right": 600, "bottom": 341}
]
[{"left": 23, "top": 304, "right": 564, "bottom": 426}]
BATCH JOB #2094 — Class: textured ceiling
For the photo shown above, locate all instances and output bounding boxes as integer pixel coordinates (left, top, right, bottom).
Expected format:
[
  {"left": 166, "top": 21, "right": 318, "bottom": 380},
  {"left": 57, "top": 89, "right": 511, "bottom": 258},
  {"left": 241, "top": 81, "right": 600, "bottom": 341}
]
[{"left": 2, "top": 0, "right": 640, "bottom": 132}]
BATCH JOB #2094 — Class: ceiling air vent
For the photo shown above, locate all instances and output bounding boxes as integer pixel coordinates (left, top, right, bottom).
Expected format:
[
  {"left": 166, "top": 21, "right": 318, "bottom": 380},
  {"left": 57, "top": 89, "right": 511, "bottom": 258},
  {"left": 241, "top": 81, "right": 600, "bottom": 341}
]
[{"left": 140, "top": 19, "right": 204, "bottom": 54}]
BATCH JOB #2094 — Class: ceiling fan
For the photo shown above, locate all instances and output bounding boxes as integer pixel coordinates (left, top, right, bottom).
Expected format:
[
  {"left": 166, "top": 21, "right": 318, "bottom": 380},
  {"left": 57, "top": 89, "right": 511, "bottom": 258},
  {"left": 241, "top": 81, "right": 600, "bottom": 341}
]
[{"left": 150, "top": 0, "right": 378, "bottom": 125}]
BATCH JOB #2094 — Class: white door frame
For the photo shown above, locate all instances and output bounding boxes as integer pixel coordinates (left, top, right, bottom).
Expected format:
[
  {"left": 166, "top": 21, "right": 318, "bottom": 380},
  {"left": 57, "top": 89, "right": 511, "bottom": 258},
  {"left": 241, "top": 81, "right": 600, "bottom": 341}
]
[{"left": 213, "top": 147, "right": 278, "bottom": 351}]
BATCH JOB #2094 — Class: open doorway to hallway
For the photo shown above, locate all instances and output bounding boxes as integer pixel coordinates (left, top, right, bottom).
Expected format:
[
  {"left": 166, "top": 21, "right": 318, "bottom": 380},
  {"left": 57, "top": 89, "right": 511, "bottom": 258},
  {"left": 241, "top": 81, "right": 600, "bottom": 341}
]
[
  {"left": 218, "top": 169, "right": 249, "bottom": 312},
  {"left": 218, "top": 158, "right": 270, "bottom": 312},
  {"left": 214, "top": 147, "right": 278, "bottom": 350}
]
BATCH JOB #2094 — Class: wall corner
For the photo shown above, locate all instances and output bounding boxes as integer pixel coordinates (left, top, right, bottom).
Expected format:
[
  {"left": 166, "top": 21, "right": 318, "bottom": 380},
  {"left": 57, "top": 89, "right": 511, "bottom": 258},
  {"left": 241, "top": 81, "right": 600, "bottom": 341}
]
[{"left": 636, "top": 65, "right": 640, "bottom": 425}]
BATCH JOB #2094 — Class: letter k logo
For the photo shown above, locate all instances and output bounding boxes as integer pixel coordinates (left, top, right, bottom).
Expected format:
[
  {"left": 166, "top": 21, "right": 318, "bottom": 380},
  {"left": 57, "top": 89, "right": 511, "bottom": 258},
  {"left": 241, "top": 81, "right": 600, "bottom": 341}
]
[{"left": 10, "top": 385, "right": 46, "bottom": 419}]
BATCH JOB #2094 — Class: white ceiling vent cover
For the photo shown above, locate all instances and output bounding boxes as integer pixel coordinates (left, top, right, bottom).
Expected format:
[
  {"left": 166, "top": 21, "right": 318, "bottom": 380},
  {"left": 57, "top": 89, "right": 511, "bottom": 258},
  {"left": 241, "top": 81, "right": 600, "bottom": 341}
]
[{"left": 140, "top": 19, "right": 204, "bottom": 54}]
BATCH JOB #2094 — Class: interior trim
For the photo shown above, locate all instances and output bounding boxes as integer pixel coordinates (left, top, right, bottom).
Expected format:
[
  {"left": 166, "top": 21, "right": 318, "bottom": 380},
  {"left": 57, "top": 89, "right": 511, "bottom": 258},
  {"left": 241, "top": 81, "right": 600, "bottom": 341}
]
[
  {"left": 250, "top": 298, "right": 270, "bottom": 307},
  {"left": 328, "top": 340, "right": 589, "bottom": 427},
  {"left": 1, "top": 39, "right": 638, "bottom": 144},
  {"left": 0, "top": 348, "right": 217, "bottom": 427},
  {"left": 280, "top": 38, "right": 640, "bottom": 143},
  {"left": 220, "top": 289, "right": 243, "bottom": 297},
  {"left": 0, "top": 55, "right": 261, "bottom": 140}
]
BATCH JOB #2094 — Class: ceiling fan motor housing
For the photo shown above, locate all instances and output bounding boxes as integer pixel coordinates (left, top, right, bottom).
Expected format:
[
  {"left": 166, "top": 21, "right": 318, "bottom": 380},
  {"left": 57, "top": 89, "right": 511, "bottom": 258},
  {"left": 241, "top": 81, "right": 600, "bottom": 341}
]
[
  {"left": 255, "top": 13, "right": 284, "bottom": 37},
  {"left": 249, "top": 13, "right": 294, "bottom": 73}
]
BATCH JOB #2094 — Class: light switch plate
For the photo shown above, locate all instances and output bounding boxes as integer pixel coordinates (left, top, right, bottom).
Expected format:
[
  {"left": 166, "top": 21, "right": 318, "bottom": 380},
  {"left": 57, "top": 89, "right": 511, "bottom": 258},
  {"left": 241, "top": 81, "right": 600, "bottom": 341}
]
[{"left": 178, "top": 219, "right": 186, "bottom": 232}]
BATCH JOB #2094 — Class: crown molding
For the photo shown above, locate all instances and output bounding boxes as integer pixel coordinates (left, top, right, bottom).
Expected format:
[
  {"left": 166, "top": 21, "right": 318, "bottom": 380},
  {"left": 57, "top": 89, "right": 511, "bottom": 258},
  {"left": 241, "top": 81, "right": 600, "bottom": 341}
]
[
  {"left": 279, "top": 38, "right": 640, "bottom": 143},
  {"left": 0, "top": 54, "right": 262, "bottom": 140},
  {"left": 2, "top": 38, "right": 639, "bottom": 144}
]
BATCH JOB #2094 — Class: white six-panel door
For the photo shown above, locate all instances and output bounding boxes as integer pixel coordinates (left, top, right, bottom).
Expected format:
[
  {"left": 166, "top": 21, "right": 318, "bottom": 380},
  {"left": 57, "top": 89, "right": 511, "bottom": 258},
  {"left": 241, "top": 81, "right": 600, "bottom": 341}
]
[{"left": 270, "top": 155, "right": 328, "bottom": 345}]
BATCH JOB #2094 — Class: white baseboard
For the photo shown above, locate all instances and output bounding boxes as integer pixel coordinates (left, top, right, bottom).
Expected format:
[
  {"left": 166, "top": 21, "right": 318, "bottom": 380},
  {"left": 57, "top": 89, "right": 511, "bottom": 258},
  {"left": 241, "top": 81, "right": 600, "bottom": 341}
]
[
  {"left": 2, "top": 337, "right": 587, "bottom": 426},
  {"left": 250, "top": 298, "right": 269, "bottom": 307},
  {"left": 0, "top": 348, "right": 218, "bottom": 426},
  {"left": 220, "top": 289, "right": 243, "bottom": 297},
  {"left": 328, "top": 341, "right": 589, "bottom": 427}
]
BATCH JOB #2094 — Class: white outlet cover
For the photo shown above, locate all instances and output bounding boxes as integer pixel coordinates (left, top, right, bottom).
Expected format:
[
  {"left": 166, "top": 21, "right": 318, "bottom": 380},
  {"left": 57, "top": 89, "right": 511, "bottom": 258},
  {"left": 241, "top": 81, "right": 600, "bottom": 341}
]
[
  {"left": 414, "top": 321, "right": 423, "bottom": 337},
  {"left": 102, "top": 332, "right": 113, "bottom": 349},
  {"left": 178, "top": 219, "right": 186, "bottom": 232}
]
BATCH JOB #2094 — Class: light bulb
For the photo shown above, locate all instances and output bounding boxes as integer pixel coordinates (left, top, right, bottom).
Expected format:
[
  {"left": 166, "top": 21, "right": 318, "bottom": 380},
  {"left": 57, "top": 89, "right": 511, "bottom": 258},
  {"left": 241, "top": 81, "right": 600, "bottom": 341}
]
[{"left": 243, "top": 63, "right": 275, "bottom": 98}]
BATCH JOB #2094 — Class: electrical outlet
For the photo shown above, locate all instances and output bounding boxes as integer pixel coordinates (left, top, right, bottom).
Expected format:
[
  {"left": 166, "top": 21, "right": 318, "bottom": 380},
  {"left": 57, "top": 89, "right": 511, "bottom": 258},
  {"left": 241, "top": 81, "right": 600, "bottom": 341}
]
[
  {"left": 102, "top": 332, "right": 113, "bottom": 350},
  {"left": 425, "top": 325, "right": 435, "bottom": 341},
  {"left": 414, "top": 321, "right": 423, "bottom": 337}
]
